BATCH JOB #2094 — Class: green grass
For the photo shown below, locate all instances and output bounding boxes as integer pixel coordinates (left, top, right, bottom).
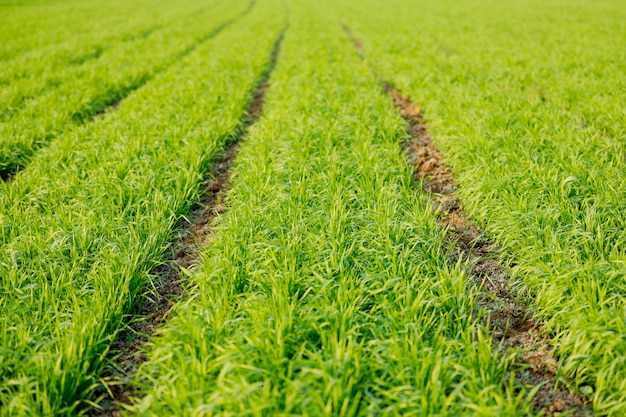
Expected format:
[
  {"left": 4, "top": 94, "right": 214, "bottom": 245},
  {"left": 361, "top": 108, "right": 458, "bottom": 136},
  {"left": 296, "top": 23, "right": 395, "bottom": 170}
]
[
  {"left": 0, "top": 0, "right": 250, "bottom": 177},
  {"left": 129, "top": 1, "right": 531, "bottom": 415},
  {"left": 0, "top": 0, "right": 284, "bottom": 414},
  {"left": 2, "top": 0, "right": 624, "bottom": 415},
  {"left": 330, "top": 0, "right": 626, "bottom": 414},
  {"left": 0, "top": 0, "right": 219, "bottom": 116},
  {"left": 0, "top": 0, "right": 207, "bottom": 61}
]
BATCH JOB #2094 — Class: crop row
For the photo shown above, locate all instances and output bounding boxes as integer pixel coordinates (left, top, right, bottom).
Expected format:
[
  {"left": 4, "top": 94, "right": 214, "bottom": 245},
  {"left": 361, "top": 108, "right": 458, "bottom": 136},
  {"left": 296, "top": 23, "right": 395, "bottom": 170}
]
[
  {"left": 127, "top": 1, "right": 539, "bottom": 415},
  {"left": 0, "top": 0, "right": 249, "bottom": 178},
  {"left": 332, "top": 0, "right": 626, "bottom": 414},
  {"left": 0, "top": 0, "right": 218, "bottom": 113},
  {"left": 2, "top": 0, "right": 624, "bottom": 415},
  {"left": 0, "top": 0, "right": 284, "bottom": 414},
  {"left": 0, "top": 0, "right": 210, "bottom": 62}
]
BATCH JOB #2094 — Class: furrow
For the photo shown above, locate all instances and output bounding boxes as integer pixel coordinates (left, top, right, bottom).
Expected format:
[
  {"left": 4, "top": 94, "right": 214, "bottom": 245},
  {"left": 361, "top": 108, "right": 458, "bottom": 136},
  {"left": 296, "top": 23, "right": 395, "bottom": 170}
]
[
  {"left": 89, "top": 30, "right": 285, "bottom": 416},
  {"left": 344, "top": 26, "right": 592, "bottom": 417},
  {"left": 129, "top": 4, "right": 527, "bottom": 413}
]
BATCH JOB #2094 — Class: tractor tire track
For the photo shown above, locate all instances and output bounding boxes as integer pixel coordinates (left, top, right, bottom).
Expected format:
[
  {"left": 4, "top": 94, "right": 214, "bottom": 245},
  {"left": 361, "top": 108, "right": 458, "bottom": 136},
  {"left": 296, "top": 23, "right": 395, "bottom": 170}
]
[
  {"left": 343, "top": 26, "right": 592, "bottom": 417},
  {"left": 88, "top": 27, "right": 286, "bottom": 417}
]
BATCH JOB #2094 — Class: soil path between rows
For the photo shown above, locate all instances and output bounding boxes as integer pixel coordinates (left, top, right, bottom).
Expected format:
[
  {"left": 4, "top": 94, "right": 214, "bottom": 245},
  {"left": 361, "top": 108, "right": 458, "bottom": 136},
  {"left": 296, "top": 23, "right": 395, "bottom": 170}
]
[
  {"left": 342, "top": 26, "right": 592, "bottom": 417},
  {"left": 89, "top": 28, "right": 285, "bottom": 417}
]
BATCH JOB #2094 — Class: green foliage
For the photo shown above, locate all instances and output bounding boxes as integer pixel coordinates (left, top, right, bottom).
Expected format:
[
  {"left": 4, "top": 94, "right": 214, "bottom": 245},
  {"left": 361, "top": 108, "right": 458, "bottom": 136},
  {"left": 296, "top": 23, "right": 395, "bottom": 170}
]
[
  {"left": 0, "top": 0, "right": 250, "bottom": 176},
  {"left": 0, "top": 1, "right": 284, "bottom": 414},
  {"left": 334, "top": 0, "right": 626, "bottom": 414},
  {"left": 130, "top": 1, "right": 529, "bottom": 415},
  {"left": 0, "top": 0, "right": 215, "bottom": 63},
  {"left": 2, "top": 0, "right": 624, "bottom": 415}
]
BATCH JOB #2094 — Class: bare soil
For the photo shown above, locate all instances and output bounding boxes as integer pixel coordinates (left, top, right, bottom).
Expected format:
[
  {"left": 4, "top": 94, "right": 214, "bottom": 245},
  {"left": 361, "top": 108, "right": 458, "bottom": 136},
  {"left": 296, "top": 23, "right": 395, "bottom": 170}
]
[
  {"left": 342, "top": 26, "right": 363, "bottom": 56},
  {"left": 89, "top": 138, "right": 238, "bottom": 417}
]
